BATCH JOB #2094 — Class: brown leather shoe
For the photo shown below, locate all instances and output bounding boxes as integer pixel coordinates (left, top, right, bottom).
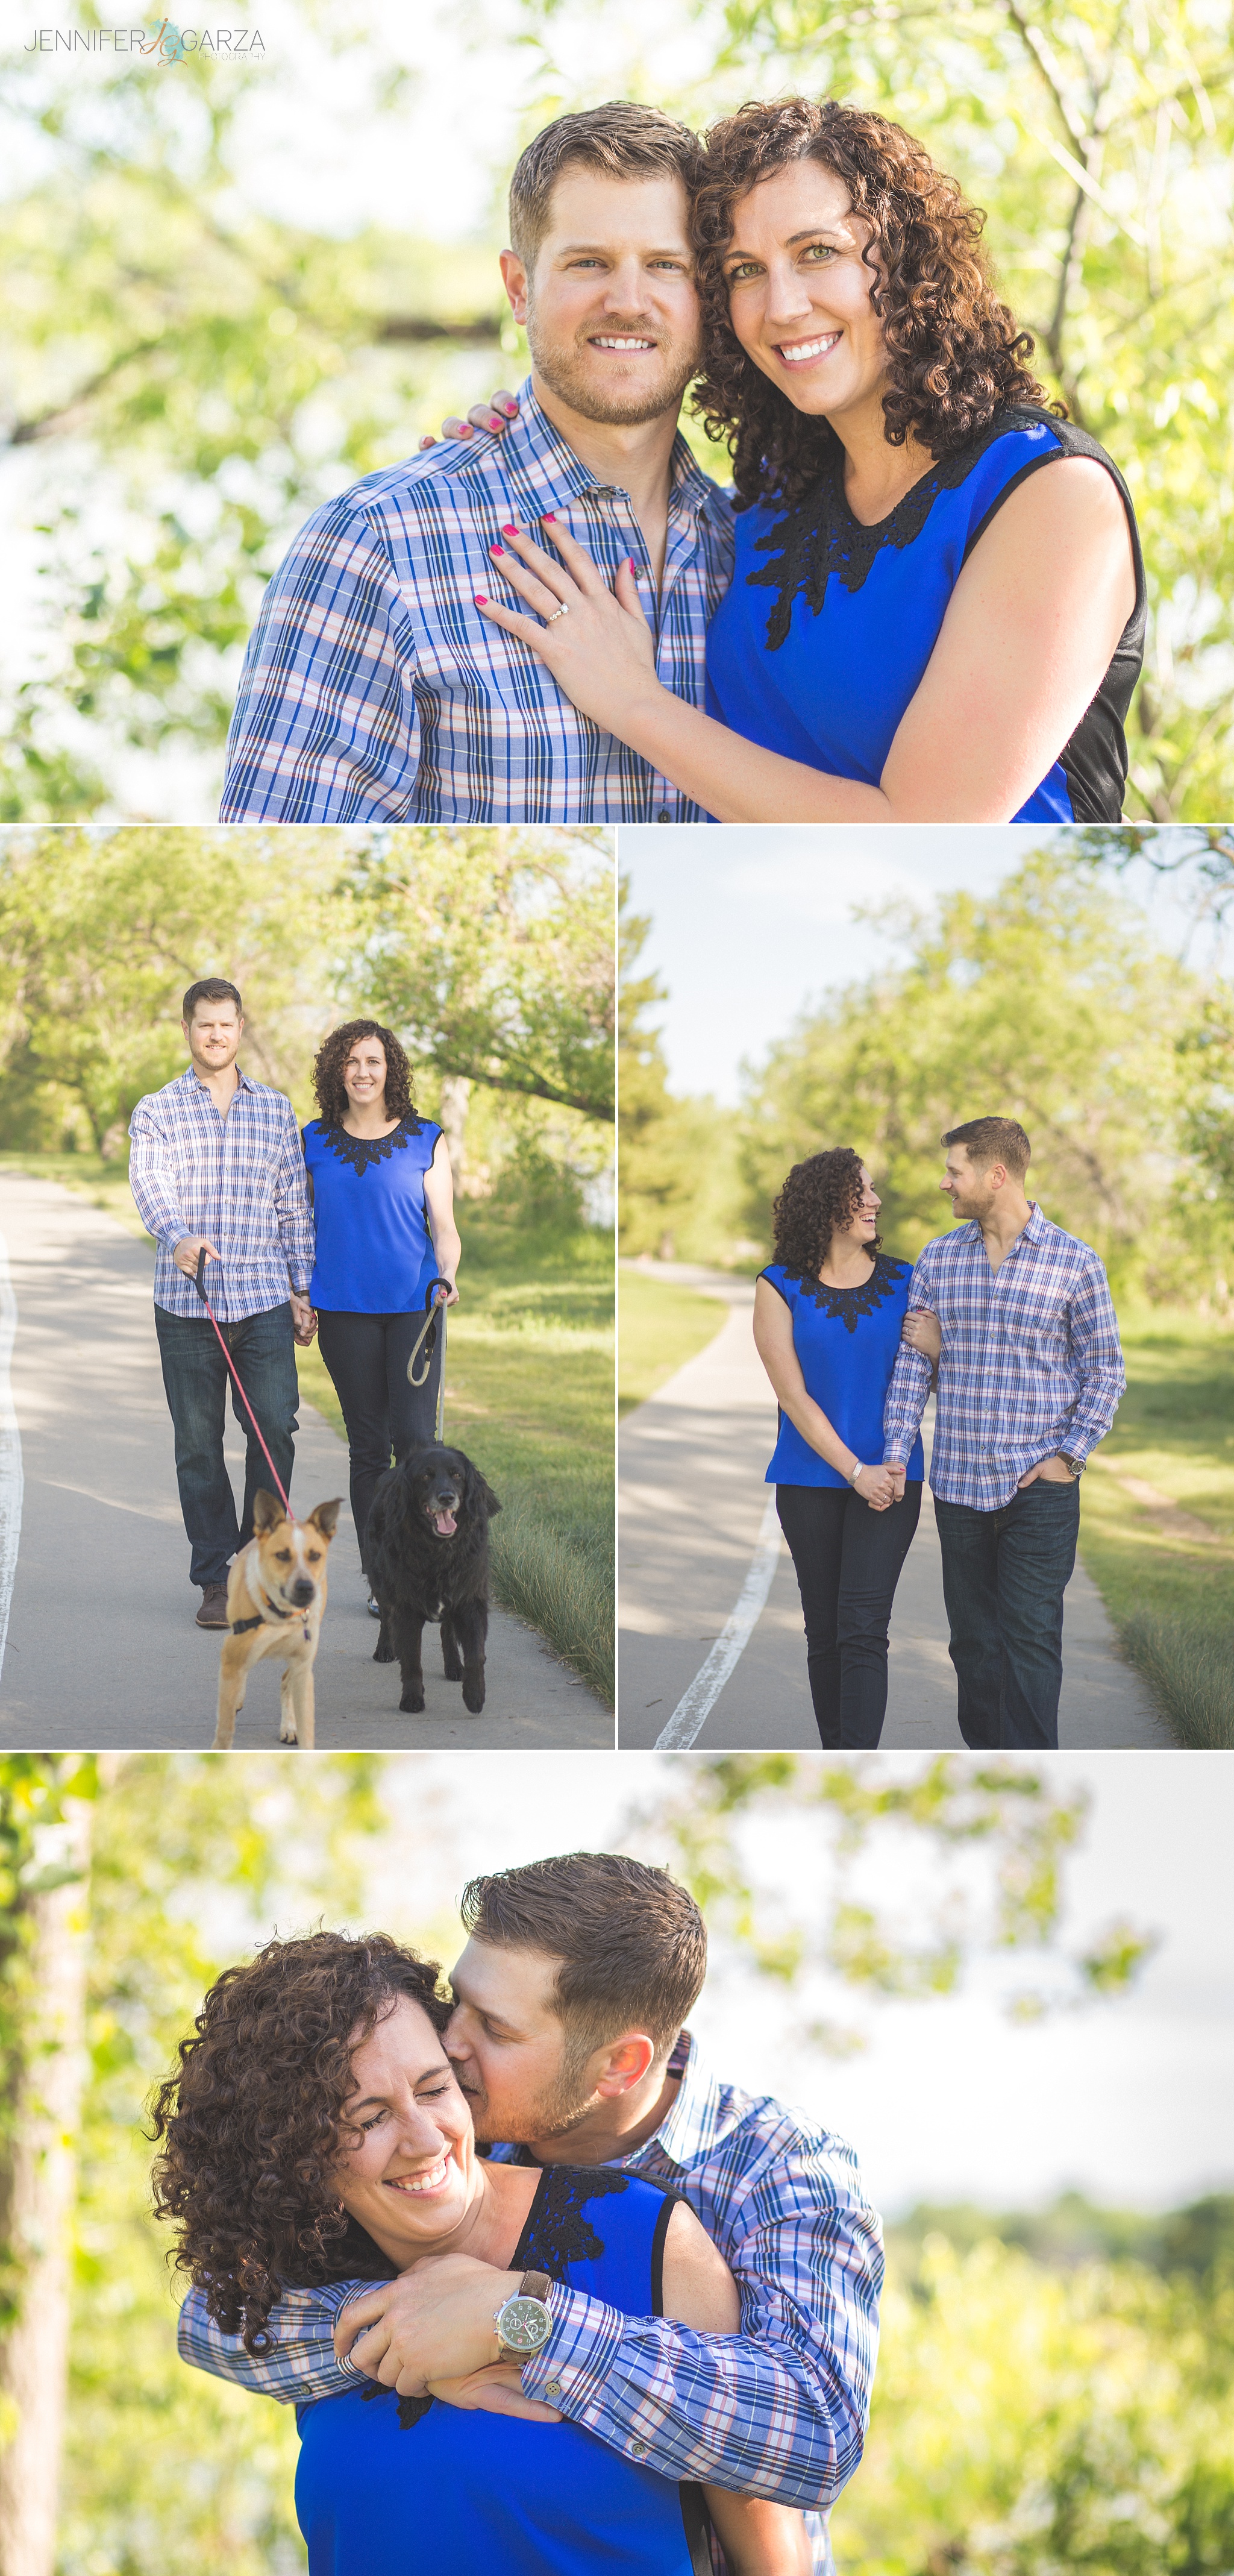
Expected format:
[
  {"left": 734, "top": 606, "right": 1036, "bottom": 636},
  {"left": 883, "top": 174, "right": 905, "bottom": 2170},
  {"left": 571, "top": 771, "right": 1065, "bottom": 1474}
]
[{"left": 196, "top": 1583, "right": 230, "bottom": 1629}]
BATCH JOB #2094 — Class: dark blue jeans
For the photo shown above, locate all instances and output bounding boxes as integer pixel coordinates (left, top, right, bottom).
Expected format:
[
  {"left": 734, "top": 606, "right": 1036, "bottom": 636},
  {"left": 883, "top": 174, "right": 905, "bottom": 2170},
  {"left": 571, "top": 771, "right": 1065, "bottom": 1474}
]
[
  {"left": 934, "top": 1477, "right": 1081, "bottom": 1748},
  {"left": 154, "top": 1301, "right": 299, "bottom": 1589}
]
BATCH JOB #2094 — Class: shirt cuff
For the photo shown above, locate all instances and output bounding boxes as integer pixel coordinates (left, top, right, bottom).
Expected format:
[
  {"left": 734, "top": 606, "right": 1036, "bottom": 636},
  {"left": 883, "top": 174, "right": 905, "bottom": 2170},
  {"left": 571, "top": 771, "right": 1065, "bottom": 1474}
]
[{"left": 519, "top": 2282, "right": 628, "bottom": 2414}]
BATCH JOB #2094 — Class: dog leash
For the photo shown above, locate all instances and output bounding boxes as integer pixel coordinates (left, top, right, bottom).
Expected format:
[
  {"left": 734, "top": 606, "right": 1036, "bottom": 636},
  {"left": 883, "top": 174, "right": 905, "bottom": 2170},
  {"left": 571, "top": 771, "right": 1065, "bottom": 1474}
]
[
  {"left": 192, "top": 1249, "right": 296, "bottom": 1522},
  {"left": 406, "top": 1277, "right": 453, "bottom": 1444}
]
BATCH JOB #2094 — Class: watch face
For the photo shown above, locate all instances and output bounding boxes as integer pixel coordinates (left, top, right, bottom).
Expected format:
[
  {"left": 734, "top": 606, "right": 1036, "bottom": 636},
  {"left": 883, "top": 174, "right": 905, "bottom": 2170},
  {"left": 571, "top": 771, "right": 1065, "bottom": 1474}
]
[{"left": 498, "top": 2295, "right": 551, "bottom": 2353}]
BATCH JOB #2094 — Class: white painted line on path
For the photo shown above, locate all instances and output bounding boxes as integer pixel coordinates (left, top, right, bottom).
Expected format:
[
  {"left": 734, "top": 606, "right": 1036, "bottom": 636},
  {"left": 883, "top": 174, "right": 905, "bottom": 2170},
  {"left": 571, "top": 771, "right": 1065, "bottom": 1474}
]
[
  {"left": 654, "top": 1487, "right": 783, "bottom": 1750},
  {"left": 0, "top": 1232, "right": 23, "bottom": 1685}
]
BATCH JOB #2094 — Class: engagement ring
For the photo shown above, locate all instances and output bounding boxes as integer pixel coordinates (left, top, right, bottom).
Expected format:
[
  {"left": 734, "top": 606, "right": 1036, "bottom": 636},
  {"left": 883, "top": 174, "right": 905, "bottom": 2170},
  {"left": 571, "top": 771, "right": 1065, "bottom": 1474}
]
[{"left": 545, "top": 604, "right": 570, "bottom": 624}]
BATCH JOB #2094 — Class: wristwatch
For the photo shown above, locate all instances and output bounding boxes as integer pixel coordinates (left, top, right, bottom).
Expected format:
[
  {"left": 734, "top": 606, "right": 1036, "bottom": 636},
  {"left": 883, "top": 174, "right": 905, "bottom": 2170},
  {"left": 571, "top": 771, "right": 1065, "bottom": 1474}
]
[
  {"left": 493, "top": 2270, "right": 553, "bottom": 2360},
  {"left": 1058, "top": 1454, "right": 1085, "bottom": 1478}
]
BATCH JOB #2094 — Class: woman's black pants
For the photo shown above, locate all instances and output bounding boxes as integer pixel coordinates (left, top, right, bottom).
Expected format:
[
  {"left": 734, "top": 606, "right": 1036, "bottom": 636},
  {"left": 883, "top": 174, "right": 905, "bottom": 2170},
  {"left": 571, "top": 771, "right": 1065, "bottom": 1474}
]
[
  {"left": 315, "top": 1310, "right": 443, "bottom": 1577},
  {"left": 775, "top": 1480, "right": 923, "bottom": 1748}
]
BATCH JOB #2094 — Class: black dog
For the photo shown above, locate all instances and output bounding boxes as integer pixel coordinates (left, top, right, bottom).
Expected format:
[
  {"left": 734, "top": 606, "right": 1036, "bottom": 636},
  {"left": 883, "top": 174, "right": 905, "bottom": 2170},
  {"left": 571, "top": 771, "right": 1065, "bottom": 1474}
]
[{"left": 366, "top": 1444, "right": 501, "bottom": 1715}]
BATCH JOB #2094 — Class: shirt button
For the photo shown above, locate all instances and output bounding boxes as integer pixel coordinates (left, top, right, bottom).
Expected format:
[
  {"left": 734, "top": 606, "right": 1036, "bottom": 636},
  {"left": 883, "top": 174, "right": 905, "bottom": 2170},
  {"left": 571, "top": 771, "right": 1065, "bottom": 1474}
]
[
  {"left": 630, "top": 2440, "right": 647, "bottom": 2458},
  {"left": 544, "top": 2380, "right": 562, "bottom": 2399},
  {"left": 657, "top": 808, "right": 671, "bottom": 821}
]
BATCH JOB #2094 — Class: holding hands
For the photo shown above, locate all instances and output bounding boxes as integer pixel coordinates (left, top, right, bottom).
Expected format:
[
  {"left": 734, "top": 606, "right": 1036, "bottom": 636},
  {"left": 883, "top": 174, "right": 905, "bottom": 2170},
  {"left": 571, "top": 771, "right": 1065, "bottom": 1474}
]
[{"left": 851, "top": 1462, "right": 898, "bottom": 1512}]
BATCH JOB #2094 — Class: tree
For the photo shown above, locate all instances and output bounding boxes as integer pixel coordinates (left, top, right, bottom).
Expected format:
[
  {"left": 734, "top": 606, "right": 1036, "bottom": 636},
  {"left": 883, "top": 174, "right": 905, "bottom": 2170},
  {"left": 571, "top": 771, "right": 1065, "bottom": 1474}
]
[
  {"left": 737, "top": 844, "right": 1203, "bottom": 1298},
  {"left": 347, "top": 828, "right": 615, "bottom": 1122},
  {"left": 616, "top": 890, "right": 738, "bottom": 1258},
  {"left": 0, "top": 1756, "right": 98, "bottom": 2576},
  {"left": 0, "top": 826, "right": 614, "bottom": 1169},
  {"left": 518, "top": 0, "right": 1234, "bottom": 821},
  {"left": 624, "top": 1753, "right": 1155, "bottom": 2050},
  {"left": 0, "top": 12, "right": 512, "bottom": 818}
]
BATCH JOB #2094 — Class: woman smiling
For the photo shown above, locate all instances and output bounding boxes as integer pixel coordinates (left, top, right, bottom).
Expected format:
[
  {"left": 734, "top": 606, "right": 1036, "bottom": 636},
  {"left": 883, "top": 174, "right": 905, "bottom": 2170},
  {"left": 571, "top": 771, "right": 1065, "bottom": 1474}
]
[
  {"left": 151, "top": 1931, "right": 810, "bottom": 2576},
  {"left": 477, "top": 99, "right": 1145, "bottom": 823}
]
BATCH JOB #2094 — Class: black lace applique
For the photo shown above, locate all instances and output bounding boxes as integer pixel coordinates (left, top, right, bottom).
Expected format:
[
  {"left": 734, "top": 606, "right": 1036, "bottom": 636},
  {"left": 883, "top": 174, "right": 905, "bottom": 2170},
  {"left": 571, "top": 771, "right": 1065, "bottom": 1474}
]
[
  {"left": 779, "top": 1252, "right": 908, "bottom": 1336},
  {"left": 748, "top": 406, "right": 1058, "bottom": 650},
  {"left": 360, "top": 2381, "right": 434, "bottom": 2431},
  {"left": 515, "top": 2166, "right": 633, "bottom": 2281},
  {"left": 317, "top": 1114, "right": 424, "bottom": 1176}
]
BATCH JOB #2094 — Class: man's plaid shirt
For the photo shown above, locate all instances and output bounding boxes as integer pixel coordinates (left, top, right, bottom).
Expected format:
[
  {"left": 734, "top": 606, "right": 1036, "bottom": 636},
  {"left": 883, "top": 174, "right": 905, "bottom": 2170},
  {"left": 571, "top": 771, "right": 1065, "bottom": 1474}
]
[
  {"left": 219, "top": 382, "right": 734, "bottom": 824},
  {"left": 128, "top": 1067, "right": 315, "bottom": 1322},
  {"left": 177, "top": 2031, "right": 882, "bottom": 2574},
  {"left": 882, "top": 1204, "right": 1126, "bottom": 1507}
]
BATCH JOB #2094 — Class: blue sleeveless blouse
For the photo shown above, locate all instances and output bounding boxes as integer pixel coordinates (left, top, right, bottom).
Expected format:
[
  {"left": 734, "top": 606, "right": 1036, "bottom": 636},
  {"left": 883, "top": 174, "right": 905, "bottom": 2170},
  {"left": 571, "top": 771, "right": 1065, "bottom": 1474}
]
[
  {"left": 294, "top": 2168, "right": 707, "bottom": 2576},
  {"left": 762, "top": 1254, "right": 924, "bottom": 1489},
  {"left": 302, "top": 1115, "right": 442, "bottom": 1314},
  {"left": 706, "top": 408, "right": 1145, "bottom": 824}
]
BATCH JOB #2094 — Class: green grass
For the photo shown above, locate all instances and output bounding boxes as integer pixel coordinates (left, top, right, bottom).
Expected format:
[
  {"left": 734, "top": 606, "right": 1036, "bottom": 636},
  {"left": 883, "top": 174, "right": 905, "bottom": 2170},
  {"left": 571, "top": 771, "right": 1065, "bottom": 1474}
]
[
  {"left": 1, "top": 1154, "right": 615, "bottom": 1707},
  {"left": 1079, "top": 1308, "right": 1234, "bottom": 1745},
  {"left": 618, "top": 1266, "right": 728, "bottom": 1415}
]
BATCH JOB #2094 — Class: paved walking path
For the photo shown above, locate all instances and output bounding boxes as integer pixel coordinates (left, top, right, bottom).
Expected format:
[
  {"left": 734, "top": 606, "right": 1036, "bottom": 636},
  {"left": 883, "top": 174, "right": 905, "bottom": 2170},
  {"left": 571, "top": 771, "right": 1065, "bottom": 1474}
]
[
  {"left": 0, "top": 1173, "right": 610, "bottom": 1748},
  {"left": 618, "top": 1264, "right": 1171, "bottom": 1748}
]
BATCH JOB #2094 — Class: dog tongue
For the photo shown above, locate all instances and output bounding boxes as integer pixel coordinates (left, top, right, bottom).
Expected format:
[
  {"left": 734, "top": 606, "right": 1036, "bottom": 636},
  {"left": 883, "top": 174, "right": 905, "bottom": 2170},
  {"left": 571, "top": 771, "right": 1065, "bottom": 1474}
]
[{"left": 433, "top": 1509, "right": 457, "bottom": 1538}]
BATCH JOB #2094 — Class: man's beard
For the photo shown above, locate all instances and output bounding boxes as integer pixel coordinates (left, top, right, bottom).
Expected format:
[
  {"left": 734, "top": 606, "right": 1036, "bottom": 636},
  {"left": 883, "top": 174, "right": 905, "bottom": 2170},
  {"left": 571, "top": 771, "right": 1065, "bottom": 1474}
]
[
  {"left": 526, "top": 303, "right": 698, "bottom": 429},
  {"left": 457, "top": 2049, "right": 602, "bottom": 2147}
]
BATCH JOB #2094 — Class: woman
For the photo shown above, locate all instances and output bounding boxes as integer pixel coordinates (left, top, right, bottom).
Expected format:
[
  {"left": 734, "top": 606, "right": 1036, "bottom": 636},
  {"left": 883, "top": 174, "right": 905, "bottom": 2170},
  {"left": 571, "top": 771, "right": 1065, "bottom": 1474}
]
[
  {"left": 754, "top": 1149, "right": 935, "bottom": 1747},
  {"left": 151, "top": 1930, "right": 809, "bottom": 2576},
  {"left": 472, "top": 100, "right": 1144, "bottom": 823},
  {"left": 301, "top": 1020, "right": 461, "bottom": 1608}
]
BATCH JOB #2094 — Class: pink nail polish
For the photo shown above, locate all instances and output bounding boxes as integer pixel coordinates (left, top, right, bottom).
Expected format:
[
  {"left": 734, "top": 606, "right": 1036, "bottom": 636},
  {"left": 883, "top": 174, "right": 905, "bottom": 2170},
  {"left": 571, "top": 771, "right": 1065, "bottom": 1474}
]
[
  {"left": 490, "top": 543, "right": 504, "bottom": 555},
  {"left": 501, "top": 523, "right": 518, "bottom": 538},
  {"left": 474, "top": 594, "right": 488, "bottom": 606},
  {"left": 542, "top": 512, "right": 557, "bottom": 523}
]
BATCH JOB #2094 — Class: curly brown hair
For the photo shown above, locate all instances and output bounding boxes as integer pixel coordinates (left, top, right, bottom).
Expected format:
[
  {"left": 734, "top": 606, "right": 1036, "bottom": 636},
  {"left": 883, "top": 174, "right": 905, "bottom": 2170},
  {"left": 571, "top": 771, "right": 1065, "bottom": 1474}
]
[
  {"left": 149, "top": 1930, "right": 449, "bottom": 2350},
  {"left": 312, "top": 1019, "right": 419, "bottom": 1128},
  {"left": 772, "top": 1146, "right": 882, "bottom": 1277},
  {"left": 692, "top": 98, "right": 1057, "bottom": 509}
]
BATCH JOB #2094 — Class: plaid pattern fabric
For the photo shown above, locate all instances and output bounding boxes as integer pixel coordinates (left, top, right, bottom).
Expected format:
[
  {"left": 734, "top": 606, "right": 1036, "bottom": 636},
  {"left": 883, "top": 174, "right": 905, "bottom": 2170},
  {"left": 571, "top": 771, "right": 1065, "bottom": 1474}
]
[
  {"left": 882, "top": 1204, "right": 1126, "bottom": 1507},
  {"left": 128, "top": 1067, "right": 315, "bottom": 1322},
  {"left": 176, "top": 2032, "right": 882, "bottom": 2574},
  {"left": 219, "top": 380, "right": 734, "bottom": 823}
]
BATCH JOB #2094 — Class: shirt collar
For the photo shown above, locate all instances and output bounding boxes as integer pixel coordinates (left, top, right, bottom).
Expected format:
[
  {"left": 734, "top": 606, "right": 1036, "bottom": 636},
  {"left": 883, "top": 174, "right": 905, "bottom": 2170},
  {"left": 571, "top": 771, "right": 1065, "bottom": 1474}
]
[
  {"left": 446, "top": 377, "right": 730, "bottom": 533},
  {"left": 184, "top": 1063, "right": 254, "bottom": 1095},
  {"left": 619, "top": 2027, "right": 735, "bottom": 2173}
]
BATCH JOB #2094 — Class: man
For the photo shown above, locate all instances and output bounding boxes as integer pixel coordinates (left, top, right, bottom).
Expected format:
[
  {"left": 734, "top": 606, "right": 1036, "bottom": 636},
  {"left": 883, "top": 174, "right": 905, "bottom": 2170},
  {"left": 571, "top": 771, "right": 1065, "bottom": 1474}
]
[
  {"left": 128, "top": 979, "right": 315, "bottom": 1627},
  {"left": 179, "top": 1852, "right": 883, "bottom": 2575},
  {"left": 219, "top": 104, "right": 732, "bottom": 825},
  {"left": 883, "top": 1116, "right": 1126, "bottom": 1748}
]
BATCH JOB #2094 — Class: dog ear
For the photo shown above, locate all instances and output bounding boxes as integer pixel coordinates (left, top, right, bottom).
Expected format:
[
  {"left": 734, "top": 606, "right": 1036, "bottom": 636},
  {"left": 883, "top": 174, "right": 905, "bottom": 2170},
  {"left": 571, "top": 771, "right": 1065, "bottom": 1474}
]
[
  {"left": 464, "top": 1460, "right": 501, "bottom": 1517},
  {"left": 308, "top": 1497, "right": 343, "bottom": 1538},
  {"left": 253, "top": 1489, "right": 284, "bottom": 1532}
]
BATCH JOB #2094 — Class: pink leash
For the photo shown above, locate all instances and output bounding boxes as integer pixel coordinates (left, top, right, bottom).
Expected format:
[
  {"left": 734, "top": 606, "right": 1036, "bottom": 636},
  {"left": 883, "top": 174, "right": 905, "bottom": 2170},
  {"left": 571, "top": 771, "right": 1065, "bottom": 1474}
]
[{"left": 192, "top": 1249, "right": 296, "bottom": 1522}]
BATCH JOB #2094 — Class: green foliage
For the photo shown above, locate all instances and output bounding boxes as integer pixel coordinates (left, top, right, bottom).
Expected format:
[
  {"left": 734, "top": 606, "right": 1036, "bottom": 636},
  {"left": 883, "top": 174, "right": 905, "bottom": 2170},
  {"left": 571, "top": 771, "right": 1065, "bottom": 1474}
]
[
  {"left": 617, "top": 890, "right": 742, "bottom": 1261},
  {"left": 348, "top": 828, "right": 615, "bottom": 1122},
  {"left": 833, "top": 2229, "right": 1234, "bottom": 2576},
  {"left": 624, "top": 1754, "right": 1157, "bottom": 2046},
  {"left": 0, "top": 826, "right": 613, "bottom": 1179},
  {"left": 739, "top": 848, "right": 1195, "bottom": 1298},
  {"left": 0, "top": 1757, "right": 99, "bottom": 2332},
  {"left": 61, "top": 1751, "right": 387, "bottom": 2575},
  {"left": 617, "top": 1268, "right": 727, "bottom": 1414},
  {"left": 1, "top": 14, "right": 509, "bottom": 814}
]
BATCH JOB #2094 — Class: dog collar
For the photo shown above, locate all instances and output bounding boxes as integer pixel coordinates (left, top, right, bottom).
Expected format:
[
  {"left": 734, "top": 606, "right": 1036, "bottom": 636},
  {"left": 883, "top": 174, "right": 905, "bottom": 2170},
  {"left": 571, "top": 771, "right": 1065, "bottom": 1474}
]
[{"left": 231, "top": 1598, "right": 299, "bottom": 1636}]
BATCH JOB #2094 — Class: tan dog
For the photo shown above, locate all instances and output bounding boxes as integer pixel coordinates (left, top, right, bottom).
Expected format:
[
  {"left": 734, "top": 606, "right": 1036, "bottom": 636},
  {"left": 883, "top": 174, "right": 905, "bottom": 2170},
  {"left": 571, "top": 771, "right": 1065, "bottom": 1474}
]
[{"left": 213, "top": 1489, "right": 342, "bottom": 1750}]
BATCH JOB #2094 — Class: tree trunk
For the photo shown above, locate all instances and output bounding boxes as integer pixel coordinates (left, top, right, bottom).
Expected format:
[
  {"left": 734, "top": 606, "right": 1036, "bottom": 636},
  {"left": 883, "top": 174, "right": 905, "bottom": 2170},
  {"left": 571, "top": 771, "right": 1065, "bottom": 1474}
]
[{"left": 0, "top": 1800, "right": 93, "bottom": 2576}]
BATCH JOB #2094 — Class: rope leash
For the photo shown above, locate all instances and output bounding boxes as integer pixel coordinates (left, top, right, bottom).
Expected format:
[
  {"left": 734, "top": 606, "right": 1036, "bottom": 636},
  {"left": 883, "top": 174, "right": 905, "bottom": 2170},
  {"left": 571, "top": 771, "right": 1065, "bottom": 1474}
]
[
  {"left": 192, "top": 1249, "right": 296, "bottom": 1521},
  {"left": 406, "top": 1277, "right": 452, "bottom": 1444}
]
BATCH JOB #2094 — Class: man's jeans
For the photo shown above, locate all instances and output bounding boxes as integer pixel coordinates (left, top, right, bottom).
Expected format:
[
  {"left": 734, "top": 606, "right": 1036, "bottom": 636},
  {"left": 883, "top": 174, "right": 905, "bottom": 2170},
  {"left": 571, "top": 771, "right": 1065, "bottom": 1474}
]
[
  {"left": 154, "top": 1302, "right": 299, "bottom": 1589},
  {"left": 933, "top": 1477, "right": 1081, "bottom": 1748}
]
